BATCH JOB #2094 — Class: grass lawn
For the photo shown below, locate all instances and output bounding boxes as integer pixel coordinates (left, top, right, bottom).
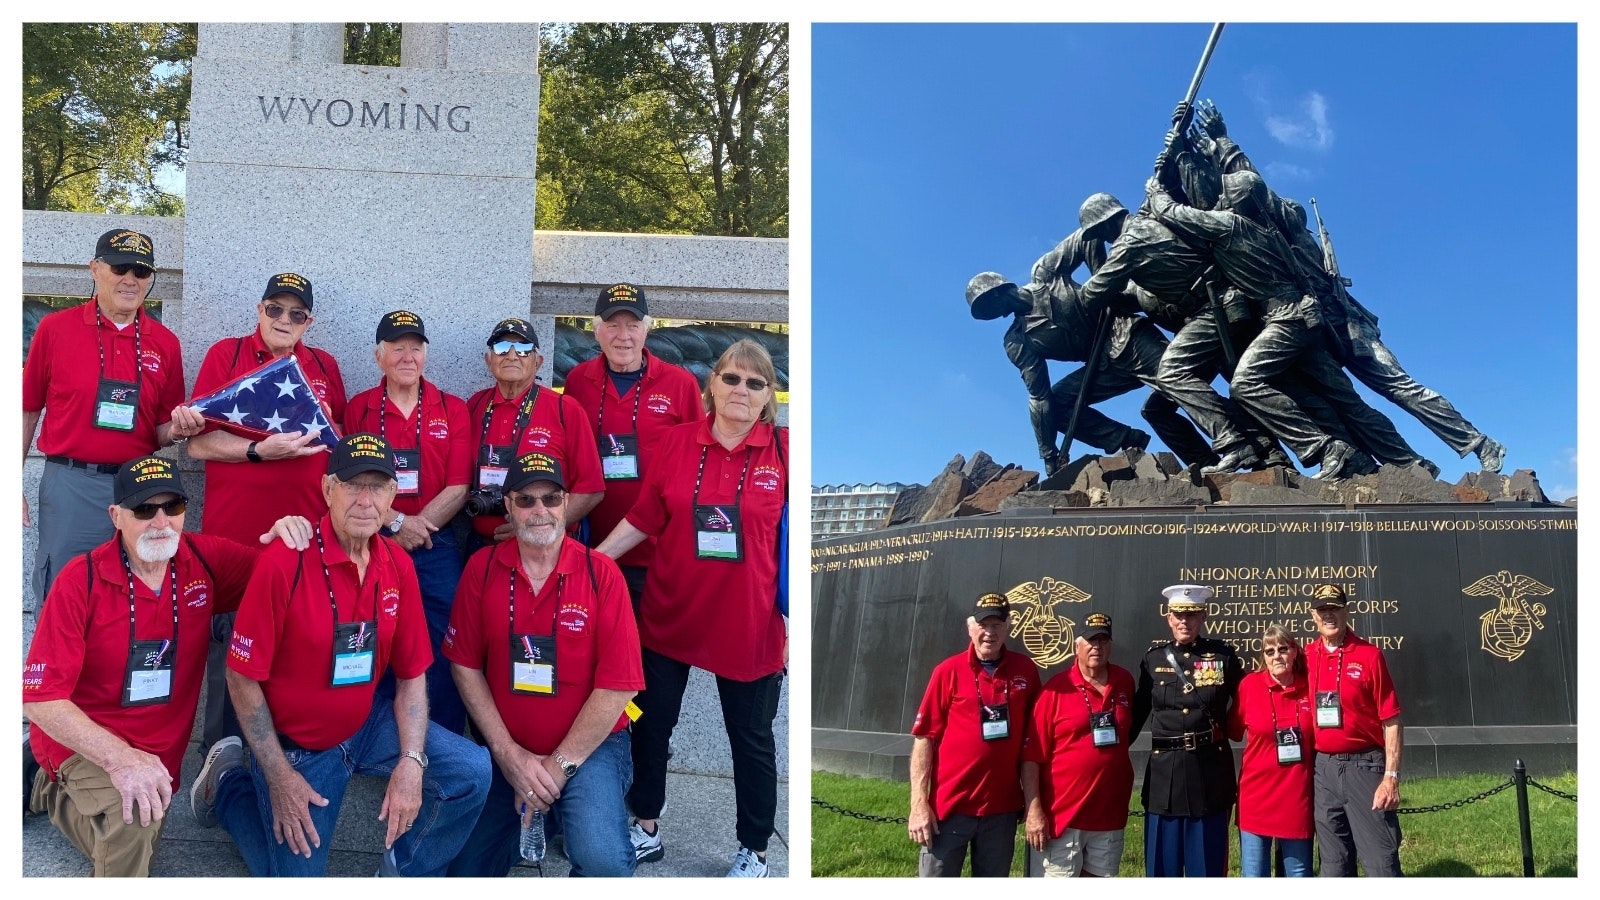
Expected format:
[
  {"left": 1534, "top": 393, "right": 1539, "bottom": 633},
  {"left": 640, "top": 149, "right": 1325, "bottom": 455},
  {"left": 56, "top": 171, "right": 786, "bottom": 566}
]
[{"left": 812, "top": 769, "right": 1577, "bottom": 877}]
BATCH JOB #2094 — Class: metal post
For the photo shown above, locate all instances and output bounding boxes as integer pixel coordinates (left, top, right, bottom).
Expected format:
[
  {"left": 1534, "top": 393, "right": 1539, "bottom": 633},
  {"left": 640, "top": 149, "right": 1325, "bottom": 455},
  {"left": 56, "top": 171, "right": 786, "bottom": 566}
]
[{"left": 1514, "top": 759, "right": 1535, "bottom": 877}]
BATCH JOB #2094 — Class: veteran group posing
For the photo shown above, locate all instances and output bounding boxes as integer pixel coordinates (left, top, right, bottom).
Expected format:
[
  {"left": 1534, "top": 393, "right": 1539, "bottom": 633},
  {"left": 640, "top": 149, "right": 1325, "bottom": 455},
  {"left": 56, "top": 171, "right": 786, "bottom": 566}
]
[{"left": 909, "top": 582, "right": 1404, "bottom": 878}]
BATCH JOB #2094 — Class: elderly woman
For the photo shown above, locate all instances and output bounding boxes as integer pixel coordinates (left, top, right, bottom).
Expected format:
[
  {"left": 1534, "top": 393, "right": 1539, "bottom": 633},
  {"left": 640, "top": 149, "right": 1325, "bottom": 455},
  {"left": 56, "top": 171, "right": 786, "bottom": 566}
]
[
  {"left": 594, "top": 338, "right": 787, "bottom": 878},
  {"left": 1227, "top": 624, "right": 1316, "bottom": 877}
]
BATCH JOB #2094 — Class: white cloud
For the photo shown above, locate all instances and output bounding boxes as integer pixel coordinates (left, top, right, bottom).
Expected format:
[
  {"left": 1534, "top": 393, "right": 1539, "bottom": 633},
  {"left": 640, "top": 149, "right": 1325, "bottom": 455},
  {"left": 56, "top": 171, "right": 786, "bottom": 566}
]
[
  {"left": 1265, "top": 91, "right": 1334, "bottom": 151},
  {"left": 1264, "top": 161, "right": 1312, "bottom": 184}
]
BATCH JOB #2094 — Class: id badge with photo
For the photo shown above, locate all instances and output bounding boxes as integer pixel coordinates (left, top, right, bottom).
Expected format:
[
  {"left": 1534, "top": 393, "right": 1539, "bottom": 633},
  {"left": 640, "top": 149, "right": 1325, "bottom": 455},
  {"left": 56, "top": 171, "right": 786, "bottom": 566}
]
[
  {"left": 601, "top": 433, "right": 640, "bottom": 480},
  {"left": 96, "top": 378, "right": 139, "bottom": 431},
  {"left": 122, "top": 639, "right": 174, "bottom": 707},
  {"left": 979, "top": 702, "right": 1010, "bottom": 741},
  {"left": 510, "top": 633, "right": 557, "bottom": 696},
  {"left": 331, "top": 620, "right": 377, "bottom": 686},
  {"left": 1276, "top": 726, "right": 1304, "bottom": 765},
  {"left": 1090, "top": 710, "right": 1118, "bottom": 747},
  {"left": 393, "top": 448, "right": 421, "bottom": 496},
  {"left": 1315, "top": 691, "right": 1343, "bottom": 728},
  {"left": 694, "top": 504, "right": 744, "bottom": 561},
  {"left": 478, "top": 445, "right": 510, "bottom": 488}
]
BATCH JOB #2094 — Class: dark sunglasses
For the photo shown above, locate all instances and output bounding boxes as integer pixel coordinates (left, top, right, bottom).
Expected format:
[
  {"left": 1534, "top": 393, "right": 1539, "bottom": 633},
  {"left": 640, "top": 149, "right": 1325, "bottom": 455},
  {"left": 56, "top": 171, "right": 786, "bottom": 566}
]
[
  {"left": 263, "top": 303, "right": 310, "bottom": 325},
  {"left": 718, "top": 372, "right": 770, "bottom": 391},
  {"left": 129, "top": 498, "right": 187, "bottom": 520},
  {"left": 106, "top": 262, "right": 154, "bottom": 279},
  {"left": 490, "top": 340, "right": 536, "bottom": 357},
  {"left": 509, "top": 491, "right": 566, "bottom": 509},
  {"left": 1262, "top": 646, "right": 1294, "bottom": 657}
]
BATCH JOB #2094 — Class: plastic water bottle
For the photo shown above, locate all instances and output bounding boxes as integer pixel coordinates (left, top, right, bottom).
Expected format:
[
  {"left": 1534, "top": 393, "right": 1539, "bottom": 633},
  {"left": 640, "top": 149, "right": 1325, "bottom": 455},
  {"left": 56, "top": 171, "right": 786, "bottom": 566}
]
[{"left": 520, "top": 808, "right": 547, "bottom": 863}]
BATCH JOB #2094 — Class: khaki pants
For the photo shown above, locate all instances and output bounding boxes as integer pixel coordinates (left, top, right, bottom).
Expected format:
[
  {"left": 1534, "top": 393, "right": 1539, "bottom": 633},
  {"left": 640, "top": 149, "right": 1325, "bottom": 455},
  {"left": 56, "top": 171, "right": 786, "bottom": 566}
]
[{"left": 30, "top": 755, "right": 165, "bottom": 877}]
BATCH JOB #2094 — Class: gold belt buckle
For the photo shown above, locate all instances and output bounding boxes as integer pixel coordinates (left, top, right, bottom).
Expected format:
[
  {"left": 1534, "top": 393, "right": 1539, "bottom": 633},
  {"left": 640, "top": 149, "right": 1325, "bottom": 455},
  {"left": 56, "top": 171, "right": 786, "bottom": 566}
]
[{"left": 1183, "top": 732, "right": 1197, "bottom": 751}]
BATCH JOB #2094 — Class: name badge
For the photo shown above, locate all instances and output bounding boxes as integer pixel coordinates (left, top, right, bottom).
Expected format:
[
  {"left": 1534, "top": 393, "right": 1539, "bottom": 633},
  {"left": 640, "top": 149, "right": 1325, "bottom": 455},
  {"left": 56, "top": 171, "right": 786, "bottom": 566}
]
[
  {"left": 601, "top": 433, "right": 640, "bottom": 480},
  {"left": 478, "top": 444, "right": 510, "bottom": 488},
  {"left": 509, "top": 633, "right": 558, "bottom": 696},
  {"left": 96, "top": 378, "right": 139, "bottom": 431},
  {"left": 393, "top": 448, "right": 421, "bottom": 496},
  {"left": 1090, "top": 710, "right": 1118, "bottom": 747},
  {"left": 122, "top": 639, "right": 174, "bottom": 707},
  {"left": 979, "top": 702, "right": 1010, "bottom": 741},
  {"left": 331, "top": 621, "right": 377, "bottom": 686},
  {"left": 694, "top": 504, "right": 744, "bottom": 561},
  {"left": 1276, "top": 726, "right": 1304, "bottom": 765},
  {"left": 1315, "top": 690, "right": 1343, "bottom": 728}
]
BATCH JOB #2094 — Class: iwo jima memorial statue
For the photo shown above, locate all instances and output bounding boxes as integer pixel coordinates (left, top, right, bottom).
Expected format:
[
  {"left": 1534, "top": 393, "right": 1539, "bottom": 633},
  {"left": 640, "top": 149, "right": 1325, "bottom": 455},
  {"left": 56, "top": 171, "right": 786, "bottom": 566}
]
[{"left": 812, "top": 25, "right": 1575, "bottom": 780}]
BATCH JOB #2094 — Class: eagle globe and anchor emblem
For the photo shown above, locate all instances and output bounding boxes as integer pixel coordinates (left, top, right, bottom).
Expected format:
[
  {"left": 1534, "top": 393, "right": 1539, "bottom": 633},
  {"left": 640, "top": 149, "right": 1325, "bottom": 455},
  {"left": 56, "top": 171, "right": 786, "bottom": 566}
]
[
  {"left": 1003, "top": 577, "right": 1092, "bottom": 667},
  {"left": 1463, "top": 570, "right": 1553, "bottom": 662}
]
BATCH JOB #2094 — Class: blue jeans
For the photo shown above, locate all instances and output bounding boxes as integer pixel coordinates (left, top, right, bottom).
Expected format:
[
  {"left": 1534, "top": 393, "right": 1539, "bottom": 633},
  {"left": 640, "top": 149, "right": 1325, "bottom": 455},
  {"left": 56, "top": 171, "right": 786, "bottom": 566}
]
[
  {"left": 1240, "top": 830, "right": 1313, "bottom": 877},
  {"left": 214, "top": 694, "right": 490, "bottom": 876},
  {"left": 1144, "top": 811, "right": 1229, "bottom": 877},
  {"left": 411, "top": 528, "right": 467, "bottom": 734},
  {"left": 447, "top": 730, "right": 636, "bottom": 877}
]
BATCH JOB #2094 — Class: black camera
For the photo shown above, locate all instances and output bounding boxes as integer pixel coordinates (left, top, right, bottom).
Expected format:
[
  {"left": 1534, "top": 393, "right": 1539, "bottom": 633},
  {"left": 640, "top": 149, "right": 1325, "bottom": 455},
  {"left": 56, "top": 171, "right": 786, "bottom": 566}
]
[{"left": 464, "top": 486, "right": 505, "bottom": 518}]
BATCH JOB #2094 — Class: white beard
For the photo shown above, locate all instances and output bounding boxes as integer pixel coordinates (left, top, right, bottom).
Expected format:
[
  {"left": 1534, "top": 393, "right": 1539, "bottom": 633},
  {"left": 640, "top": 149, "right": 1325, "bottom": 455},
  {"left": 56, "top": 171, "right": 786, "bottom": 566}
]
[
  {"left": 516, "top": 518, "right": 563, "bottom": 547},
  {"left": 135, "top": 528, "right": 180, "bottom": 563}
]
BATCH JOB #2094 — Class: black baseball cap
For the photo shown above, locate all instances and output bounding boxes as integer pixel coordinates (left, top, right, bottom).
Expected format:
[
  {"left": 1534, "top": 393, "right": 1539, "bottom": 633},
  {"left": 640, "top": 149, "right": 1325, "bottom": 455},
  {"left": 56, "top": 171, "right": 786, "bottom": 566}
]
[
  {"left": 115, "top": 456, "right": 188, "bottom": 508},
  {"left": 972, "top": 592, "right": 1010, "bottom": 622},
  {"left": 486, "top": 317, "right": 538, "bottom": 350},
  {"left": 376, "top": 309, "right": 428, "bottom": 343},
  {"left": 596, "top": 283, "right": 649, "bottom": 320},
  {"left": 504, "top": 452, "right": 565, "bottom": 493},
  {"left": 1080, "top": 612, "right": 1113, "bottom": 641},
  {"left": 327, "top": 433, "right": 396, "bottom": 481},
  {"left": 1311, "top": 584, "right": 1349, "bottom": 609},
  {"left": 96, "top": 229, "right": 156, "bottom": 269},
  {"left": 263, "top": 272, "right": 314, "bottom": 310}
]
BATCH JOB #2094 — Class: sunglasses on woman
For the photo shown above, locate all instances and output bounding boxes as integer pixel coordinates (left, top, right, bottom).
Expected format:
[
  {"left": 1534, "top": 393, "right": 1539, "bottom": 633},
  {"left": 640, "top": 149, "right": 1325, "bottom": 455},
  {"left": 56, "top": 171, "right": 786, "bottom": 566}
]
[
  {"left": 105, "top": 263, "right": 155, "bottom": 279},
  {"left": 1262, "top": 645, "right": 1294, "bottom": 657},
  {"left": 718, "top": 373, "right": 770, "bottom": 391},
  {"left": 490, "top": 340, "right": 536, "bottom": 357},
  {"left": 129, "top": 498, "right": 187, "bottom": 520},
  {"left": 263, "top": 303, "right": 310, "bottom": 325}
]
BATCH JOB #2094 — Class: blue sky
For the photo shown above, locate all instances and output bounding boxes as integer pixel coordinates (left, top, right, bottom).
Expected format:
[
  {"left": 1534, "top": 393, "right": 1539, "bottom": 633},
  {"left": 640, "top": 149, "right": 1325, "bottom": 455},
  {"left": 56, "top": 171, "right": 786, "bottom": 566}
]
[{"left": 811, "top": 23, "right": 1577, "bottom": 500}]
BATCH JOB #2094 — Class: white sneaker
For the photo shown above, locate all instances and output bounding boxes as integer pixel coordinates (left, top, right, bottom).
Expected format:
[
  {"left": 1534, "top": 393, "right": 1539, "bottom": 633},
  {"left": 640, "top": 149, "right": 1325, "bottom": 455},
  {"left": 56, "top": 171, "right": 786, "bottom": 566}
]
[
  {"left": 727, "top": 846, "right": 769, "bottom": 877},
  {"left": 630, "top": 820, "right": 663, "bottom": 863},
  {"left": 190, "top": 736, "right": 244, "bottom": 827}
]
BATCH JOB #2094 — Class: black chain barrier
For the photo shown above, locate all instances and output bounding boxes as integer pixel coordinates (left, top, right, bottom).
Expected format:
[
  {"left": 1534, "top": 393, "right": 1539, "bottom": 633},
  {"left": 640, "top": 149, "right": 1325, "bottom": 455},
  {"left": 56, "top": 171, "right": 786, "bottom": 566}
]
[
  {"left": 1395, "top": 778, "right": 1511, "bottom": 814},
  {"left": 1526, "top": 777, "right": 1577, "bottom": 803},
  {"left": 811, "top": 798, "right": 907, "bottom": 824}
]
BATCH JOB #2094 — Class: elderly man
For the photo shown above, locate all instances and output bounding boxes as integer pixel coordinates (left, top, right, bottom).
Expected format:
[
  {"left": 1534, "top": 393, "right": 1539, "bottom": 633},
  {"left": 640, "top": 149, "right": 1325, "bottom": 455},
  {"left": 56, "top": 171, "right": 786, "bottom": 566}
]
[
  {"left": 344, "top": 311, "right": 473, "bottom": 733},
  {"left": 22, "top": 228, "right": 206, "bottom": 606},
  {"left": 189, "top": 433, "right": 489, "bottom": 877},
  {"left": 1131, "top": 584, "right": 1242, "bottom": 877},
  {"left": 443, "top": 452, "right": 643, "bottom": 877},
  {"left": 562, "top": 284, "right": 703, "bottom": 613},
  {"left": 23, "top": 455, "right": 305, "bottom": 876},
  {"left": 908, "top": 592, "right": 1041, "bottom": 877},
  {"left": 1022, "top": 613, "right": 1136, "bottom": 878},
  {"left": 1304, "top": 584, "right": 1404, "bottom": 877},
  {"left": 187, "top": 272, "right": 348, "bottom": 752},
  {"left": 465, "top": 317, "right": 604, "bottom": 554}
]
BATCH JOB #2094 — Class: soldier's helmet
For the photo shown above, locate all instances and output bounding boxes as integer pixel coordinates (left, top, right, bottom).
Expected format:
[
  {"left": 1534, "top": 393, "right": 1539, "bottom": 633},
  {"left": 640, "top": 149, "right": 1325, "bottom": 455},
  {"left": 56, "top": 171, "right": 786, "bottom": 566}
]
[
  {"left": 1219, "top": 171, "right": 1270, "bottom": 218},
  {"left": 1078, "top": 192, "right": 1127, "bottom": 233},
  {"left": 966, "top": 272, "right": 1017, "bottom": 321}
]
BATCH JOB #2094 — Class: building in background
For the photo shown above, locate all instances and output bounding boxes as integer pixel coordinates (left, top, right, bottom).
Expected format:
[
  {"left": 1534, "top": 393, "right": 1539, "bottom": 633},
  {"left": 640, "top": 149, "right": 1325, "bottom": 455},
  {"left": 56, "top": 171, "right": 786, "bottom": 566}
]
[{"left": 811, "top": 482, "right": 917, "bottom": 538}]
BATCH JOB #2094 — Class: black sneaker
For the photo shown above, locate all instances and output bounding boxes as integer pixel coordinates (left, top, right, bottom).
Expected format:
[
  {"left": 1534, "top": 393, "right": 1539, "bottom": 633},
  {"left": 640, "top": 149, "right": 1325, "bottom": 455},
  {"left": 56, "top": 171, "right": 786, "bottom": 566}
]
[
  {"left": 630, "top": 820, "right": 664, "bottom": 863},
  {"left": 190, "top": 736, "right": 243, "bottom": 827}
]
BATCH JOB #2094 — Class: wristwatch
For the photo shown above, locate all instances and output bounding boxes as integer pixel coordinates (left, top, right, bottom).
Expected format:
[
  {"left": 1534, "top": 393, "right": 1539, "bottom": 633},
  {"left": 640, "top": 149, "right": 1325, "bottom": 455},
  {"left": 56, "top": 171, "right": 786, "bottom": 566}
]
[
  {"left": 387, "top": 512, "right": 406, "bottom": 535},
  {"left": 401, "top": 749, "right": 429, "bottom": 770},
  {"left": 246, "top": 441, "right": 264, "bottom": 463},
  {"left": 553, "top": 751, "right": 578, "bottom": 779},
  {"left": 1384, "top": 770, "right": 1401, "bottom": 780}
]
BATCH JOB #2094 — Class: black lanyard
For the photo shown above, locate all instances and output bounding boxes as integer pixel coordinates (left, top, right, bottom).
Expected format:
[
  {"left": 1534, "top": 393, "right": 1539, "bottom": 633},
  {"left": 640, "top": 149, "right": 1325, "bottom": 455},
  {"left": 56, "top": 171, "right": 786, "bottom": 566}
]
[
  {"left": 118, "top": 542, "right": 177, "bottom": 651},
  {"left": 378, "top": 378, "right": 425, "bottom": 451},
  {"left": 95, "top": 305, "right": 143, "bottom": 391},
  {"left": 1267, "top": 679, "right": 1296, "bottom": 731},
  {"left": 1078, "top": 673, "right": 1112, "bottom": 717},
  {"left": 477, "top": 386, "right": 539, "bottom": 488},
  {"left": 597, "top": 358, "right": 647, "bottom": 436},
  {"left": 692, "top": 444, "right": 754, "bottom": 507},
  {"left": 313, "top": 524, "right": 379, "bottom": 629},
  {"left": 972, "top": 664, "right": 1009, "bottom": 707},
  {"left": 508, "top": 557, "right": 564, "bottom": 635},
  {"left": 1312, "top": 642, "right": 1346, "bottom": 695}
]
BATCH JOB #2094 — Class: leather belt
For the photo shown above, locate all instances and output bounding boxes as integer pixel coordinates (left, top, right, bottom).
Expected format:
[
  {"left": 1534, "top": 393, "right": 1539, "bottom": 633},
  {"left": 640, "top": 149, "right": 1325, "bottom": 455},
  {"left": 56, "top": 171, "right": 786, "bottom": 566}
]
[
  {"left": 45, "top": 455, "right": 120, "bottom": 475},
  {"left": 1319, "top": 747, "right": 1382, "bottom": 761},
  {"left": 1151, "top": 729, "right": 1218, "bottom": 751},
  {"left": 277, "top": 732, "right": 307, "bottom": 752}
]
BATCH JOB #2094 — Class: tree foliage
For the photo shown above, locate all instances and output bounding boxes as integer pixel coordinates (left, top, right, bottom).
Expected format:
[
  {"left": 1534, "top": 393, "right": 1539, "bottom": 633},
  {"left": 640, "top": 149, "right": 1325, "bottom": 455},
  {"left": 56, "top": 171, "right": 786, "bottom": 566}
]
[
  {"left": 346, "top": 23, "right": 402, "bottom": 67},
  {"left": 537, "top": 23, "right": 788, "bottom": 237},
  {"left": 22, "top": 23, "right": 195, "bottom": 213}
]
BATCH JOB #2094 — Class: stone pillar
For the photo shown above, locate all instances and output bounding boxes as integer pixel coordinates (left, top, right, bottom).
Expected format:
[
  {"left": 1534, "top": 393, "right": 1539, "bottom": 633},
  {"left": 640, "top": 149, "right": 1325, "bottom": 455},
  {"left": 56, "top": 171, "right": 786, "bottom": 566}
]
[{"left": 182, "top": 22, "right": 542, "bottom": 402}]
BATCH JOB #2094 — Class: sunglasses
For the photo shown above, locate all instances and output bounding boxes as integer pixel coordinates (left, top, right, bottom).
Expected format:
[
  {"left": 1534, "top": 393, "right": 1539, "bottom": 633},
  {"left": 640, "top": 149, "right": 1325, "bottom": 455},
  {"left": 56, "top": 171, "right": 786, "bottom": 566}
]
[
  {"left": 105, "top": 263, "right": 155, "bottom": 279},
  {"left": 1262, "top": 646, "right": 1294, "bottom": 657},
  {"left": 509, "top": 491, "right": 565, "bottom": 509},
  {"left": 263, "top": 303, "right": 310, "bottom": 325},
  {"left": 129, "top": 498, "right": 187, "bottom": 520},
  {"left": 490, "top": 340, "right": 536, "bottom": 357},
  {"left": 718, "top": 372, "right": 770, "bottom": 391}
]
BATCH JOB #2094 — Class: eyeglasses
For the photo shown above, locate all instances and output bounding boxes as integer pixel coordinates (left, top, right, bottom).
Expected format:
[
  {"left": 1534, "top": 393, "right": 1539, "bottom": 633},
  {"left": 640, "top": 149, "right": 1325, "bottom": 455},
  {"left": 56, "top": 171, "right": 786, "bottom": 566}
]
[
  {"left": 509, "top": 491, "right": 566, "bottom": 509},
  {"left": 718, "top": 372, "right": 770, "bottom": 391},
  {"left": 104, "top": 262, "right": 154, "bottom": 279},
  {"left": 334, "top": 479, "right": 396, "bottom": 497},
  {"left": 1262, "top": 646, "right": 1294, "bottom": 657},
  {"left": 490, "top": 340, "right": 536, "bottom": 357},
  {"left": 263, "top": 303, "right": 310, "bottom": 325},
  {"left": 129, "top": 498, "right": 186, "bottom": 520}
]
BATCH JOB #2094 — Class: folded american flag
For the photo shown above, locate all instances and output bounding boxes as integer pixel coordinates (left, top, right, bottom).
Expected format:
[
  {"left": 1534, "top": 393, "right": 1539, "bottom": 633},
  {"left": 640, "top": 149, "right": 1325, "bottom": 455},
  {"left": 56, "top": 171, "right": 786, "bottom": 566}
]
[{"left": 190, "top": 354, "right": 341, "bottom": 449}]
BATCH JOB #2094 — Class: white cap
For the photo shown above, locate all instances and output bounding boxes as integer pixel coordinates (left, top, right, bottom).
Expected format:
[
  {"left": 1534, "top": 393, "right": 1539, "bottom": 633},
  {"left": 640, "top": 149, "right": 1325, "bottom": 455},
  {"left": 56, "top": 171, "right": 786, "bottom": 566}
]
[{"left": 1162, "top": 583, "right": 1213, "bottom": 612}]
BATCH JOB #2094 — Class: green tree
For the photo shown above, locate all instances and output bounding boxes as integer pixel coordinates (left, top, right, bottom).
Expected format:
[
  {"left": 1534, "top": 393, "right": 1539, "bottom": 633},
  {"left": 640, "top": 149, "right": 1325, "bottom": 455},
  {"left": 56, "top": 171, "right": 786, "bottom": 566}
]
[
  {"left": 346, "top": 23, "right": 402, "bottom": 67},
  {"left": 538, "top": 23, "right": 788, "bottom": 237},
  {"left": 22, "top": 23, "right": 195, "bottom": 213}
]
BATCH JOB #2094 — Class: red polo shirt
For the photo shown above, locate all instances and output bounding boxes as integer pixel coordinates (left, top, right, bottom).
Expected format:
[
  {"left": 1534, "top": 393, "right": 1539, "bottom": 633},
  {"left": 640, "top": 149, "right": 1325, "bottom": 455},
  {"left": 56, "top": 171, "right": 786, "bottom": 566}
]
[
  {"left": 343, "top": 378, "right": 472, "bottom": 517},
  {"left": 192, "top": 333, "right": 347, "bottom": 546},
  {"left": 623, "top": 416, "right": 786, "bottom": 681},
  {"left": 465, "top": 384, "right": 605, "bottom": 539},
  {"left": 24, "top": 533, "right": 257, "bottom": 789},
  {"left": 1303, "top": 630, "right": 1401, "bottom": 754},
  {"left": 1022, "top": 663, "right": 1135, "bottom": 834},
  {"left": 23, "top": 302, "right": 185, "bottom": 463},
  {"left": 1228, "top": 669, "right": 1315, "bottom": 838},
  {"left": 226, "top": 516, "right": 430, "bottom": 751},
  {"left": 442, "top": 538, "right": 643, "bottom": 755},
  {"left": 911, "top": 646, "right": 1042, "bottom": 820},
  {"left": 563, "top": 350, "right": 703, "bottom": 568}
]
